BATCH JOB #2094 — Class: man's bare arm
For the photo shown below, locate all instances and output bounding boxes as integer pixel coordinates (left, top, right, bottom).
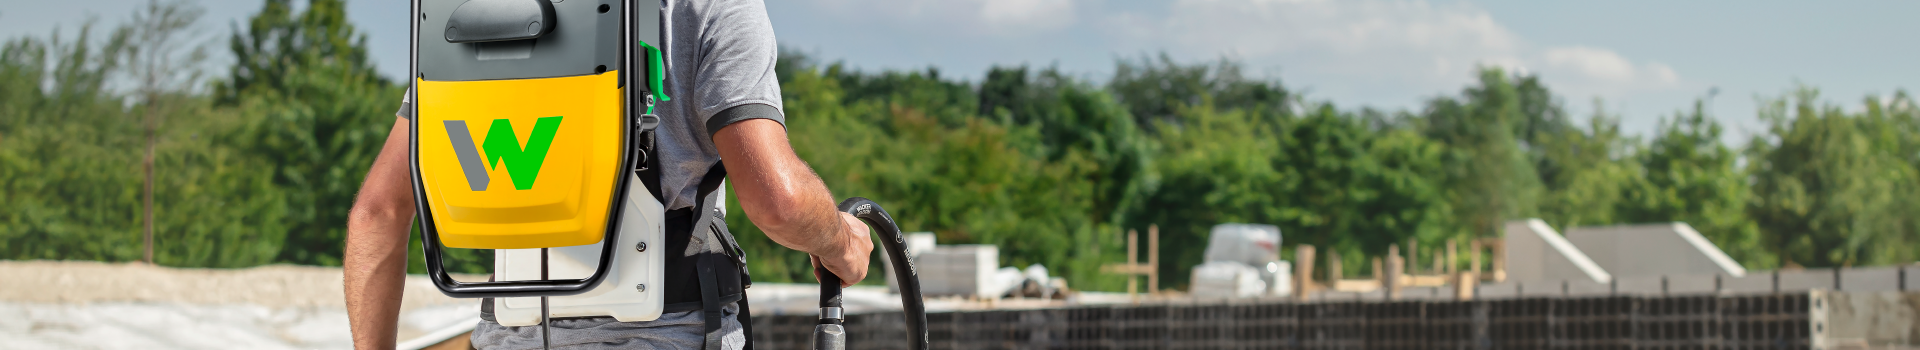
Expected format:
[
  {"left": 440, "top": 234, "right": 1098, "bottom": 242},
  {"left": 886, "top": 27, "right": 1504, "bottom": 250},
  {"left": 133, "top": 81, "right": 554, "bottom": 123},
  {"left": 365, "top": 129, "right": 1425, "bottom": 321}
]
[
  {"left": 713, "top": 118, "right": 873, "bottom": 287},
  {"left": 344, "top": 117, "right": 417, "bottom": 349}
]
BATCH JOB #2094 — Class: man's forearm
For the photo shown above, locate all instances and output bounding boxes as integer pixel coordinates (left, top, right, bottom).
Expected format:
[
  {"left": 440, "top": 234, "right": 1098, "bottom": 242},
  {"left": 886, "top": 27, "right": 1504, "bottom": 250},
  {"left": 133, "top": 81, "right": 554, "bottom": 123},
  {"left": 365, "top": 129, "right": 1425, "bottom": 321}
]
[
  {"left": 345, "top": 118, "right": 418, "bottom": 349},
  {"left": 752, "top": 175, "right": 850, "bottom": 257},
  {"left": 713, "top": 120, "right": 848, "bottom": 256},
  {"left": 714, "top": 119, "right": 875, "bottom": 286},
  {"left": 344, "top": 212, "right": 412, "bottom": 348}
]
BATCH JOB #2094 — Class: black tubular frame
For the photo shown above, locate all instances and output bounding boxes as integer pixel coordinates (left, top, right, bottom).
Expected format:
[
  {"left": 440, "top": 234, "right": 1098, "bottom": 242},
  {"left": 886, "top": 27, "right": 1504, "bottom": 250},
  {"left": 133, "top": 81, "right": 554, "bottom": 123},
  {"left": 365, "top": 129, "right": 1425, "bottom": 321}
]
[
  {"left": 407, "top": 0, "right": 640, "bottom": 299},
  {"left": 820, "top": 198, "right": 931, "bottom": 350}
]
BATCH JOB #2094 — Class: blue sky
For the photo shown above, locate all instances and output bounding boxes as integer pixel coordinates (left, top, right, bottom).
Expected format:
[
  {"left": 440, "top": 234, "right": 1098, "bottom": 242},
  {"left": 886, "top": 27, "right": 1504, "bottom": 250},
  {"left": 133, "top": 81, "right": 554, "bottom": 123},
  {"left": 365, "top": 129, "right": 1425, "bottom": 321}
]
[{"left": 6, "top": 0, "right": 1917, "bottom": 146}]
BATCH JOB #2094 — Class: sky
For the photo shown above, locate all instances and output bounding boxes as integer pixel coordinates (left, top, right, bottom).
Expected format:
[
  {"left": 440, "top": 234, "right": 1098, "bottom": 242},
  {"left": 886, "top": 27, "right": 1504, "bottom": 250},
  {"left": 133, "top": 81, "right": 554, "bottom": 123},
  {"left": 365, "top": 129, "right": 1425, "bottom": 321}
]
[{"left": 5, "top": 0, "right": 1917, "bottom": 146}]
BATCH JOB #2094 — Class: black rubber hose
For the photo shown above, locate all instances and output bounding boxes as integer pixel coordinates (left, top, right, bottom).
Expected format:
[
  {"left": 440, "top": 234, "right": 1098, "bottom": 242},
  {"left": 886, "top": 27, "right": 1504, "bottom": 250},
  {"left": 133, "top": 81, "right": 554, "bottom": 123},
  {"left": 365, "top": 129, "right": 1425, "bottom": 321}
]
[
  {"left": 816, "top": 264, "right": 843, "bottom": 325},
  {"left": 817, "top": 197, "right": 929, "bottom": 350}
]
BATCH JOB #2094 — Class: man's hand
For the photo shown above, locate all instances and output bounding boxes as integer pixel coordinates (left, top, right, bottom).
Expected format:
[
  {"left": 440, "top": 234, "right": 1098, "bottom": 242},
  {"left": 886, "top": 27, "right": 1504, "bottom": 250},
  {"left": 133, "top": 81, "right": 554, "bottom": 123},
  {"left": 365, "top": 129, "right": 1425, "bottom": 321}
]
[
  {"left": 714, "top": 117, "right": 873, "bottom": 287},
  {"left": 812, "top": 212, "right": 874, "bottom": 286}
]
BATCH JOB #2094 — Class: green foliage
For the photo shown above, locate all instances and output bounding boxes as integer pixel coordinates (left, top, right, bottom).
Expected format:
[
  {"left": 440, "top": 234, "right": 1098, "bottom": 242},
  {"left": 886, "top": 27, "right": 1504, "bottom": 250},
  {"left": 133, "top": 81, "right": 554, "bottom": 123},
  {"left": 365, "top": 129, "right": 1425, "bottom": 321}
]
[
  {"left": 1624, "top": 102, "right": 1770, "bottom": 268},
  {"left": 0, "top": 15, "right": 288, "bottom": 267},
  {"left": 6, "top": 0, "right": 1917, "bottom": 291},
  {"left": 216, "top": 0, "right": 407, "bottom": 267},
  {"left": 1746, "top": 88, "right": 1920, "bottom": 267}
]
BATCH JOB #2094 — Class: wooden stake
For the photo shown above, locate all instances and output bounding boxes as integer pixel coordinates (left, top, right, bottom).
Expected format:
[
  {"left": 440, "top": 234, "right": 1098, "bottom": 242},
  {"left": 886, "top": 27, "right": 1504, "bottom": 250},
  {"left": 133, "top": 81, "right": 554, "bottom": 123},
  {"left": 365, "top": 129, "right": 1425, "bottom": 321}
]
[
  {"left": 1330, "top": 250, "right": 1344, "bottom": 282},
  {"left": 1385, "top": 244, "right": 1402, "bottom": 300},
  {"left": 1446, "top": 239, "right": 1458, "bottom": 274},
  {"left": 1470, "top": 239, "right": 1483, "bottom": 281},
  {"left": 1407, "top": 238, "right": 1418, "bottom": 274},
  {"left": 1294, "top": 245, "right": 1316, "bottom": 301},
  {"left": 1126, "top": 229, "right": 1138, "bottom": 299},
  {"left": 1148, "top": 225, "right": 1160, "bottom": 296}
]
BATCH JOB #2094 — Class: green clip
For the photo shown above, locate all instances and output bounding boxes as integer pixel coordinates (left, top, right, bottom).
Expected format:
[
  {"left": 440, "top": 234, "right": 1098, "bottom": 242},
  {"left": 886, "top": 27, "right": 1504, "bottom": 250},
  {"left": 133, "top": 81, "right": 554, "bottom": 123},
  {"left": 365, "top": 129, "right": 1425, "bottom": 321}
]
[{"left": 639, "top": 41, "right": 671, "bottom": 110}]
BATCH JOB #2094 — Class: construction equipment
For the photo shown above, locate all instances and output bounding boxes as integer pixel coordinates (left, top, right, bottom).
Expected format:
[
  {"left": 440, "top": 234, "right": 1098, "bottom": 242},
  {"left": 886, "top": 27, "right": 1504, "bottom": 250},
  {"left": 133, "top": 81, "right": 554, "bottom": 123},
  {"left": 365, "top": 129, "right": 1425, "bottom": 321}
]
[
  {"left": 408, "top": 0, "right": 673, "bottom": 347},
  {"left": 813, "top": 198, "right": 930, "bottom": 350},
  {"left": 408, "top": 1, "right": 927, "bottom": 348}
]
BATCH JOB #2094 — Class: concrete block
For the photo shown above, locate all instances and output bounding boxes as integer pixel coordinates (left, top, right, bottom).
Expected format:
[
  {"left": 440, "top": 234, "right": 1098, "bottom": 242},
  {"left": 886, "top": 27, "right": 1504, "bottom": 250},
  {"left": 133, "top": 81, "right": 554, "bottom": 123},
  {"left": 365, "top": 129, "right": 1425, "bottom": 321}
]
[
  {"left": 1667, "top": 275, "right": 1720, "bottom": 295},
  {"left": 1780, "top": 269, "right": 1839, "bottom": 292},
  {"left": 1840, "top": 266, "right": 1903, "bottom": 292},
  {"left": 1565, "top": 222, "right": 1747, "bottom": 280},
  {"left": 1504, "top": 219, "right": 1612, "bottom": 284},
  {"left": 915, "top": 245, "right": 999, "bottom": 297},
  {"left": 1615, "top": 275, "right": 1666, "bottom": 295},
  {"left": 1566, "top": 279, "right": 1613, "bottom": 297},
  {"left": 1813, "top": 290, "right": 1920, "bottom": 349},
  {"left": 1722, "top": 272, "right": 1775, "bottom": 293},
  {"left": 1477, "top": 282, "right": 1520, "bottom": 299}
]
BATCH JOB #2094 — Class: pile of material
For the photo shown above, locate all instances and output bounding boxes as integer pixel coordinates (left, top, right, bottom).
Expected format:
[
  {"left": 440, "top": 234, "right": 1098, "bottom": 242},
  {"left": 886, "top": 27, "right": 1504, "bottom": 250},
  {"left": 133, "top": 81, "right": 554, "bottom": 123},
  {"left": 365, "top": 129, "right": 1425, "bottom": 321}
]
[{"left": 1189, "top": 224, "right": 1291, "bottom": 298}]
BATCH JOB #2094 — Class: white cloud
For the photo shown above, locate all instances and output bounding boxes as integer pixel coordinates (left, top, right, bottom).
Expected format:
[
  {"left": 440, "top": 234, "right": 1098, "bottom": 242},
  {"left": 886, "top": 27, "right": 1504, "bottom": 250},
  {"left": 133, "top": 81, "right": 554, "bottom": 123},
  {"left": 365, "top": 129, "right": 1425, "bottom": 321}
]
[
  {"left": 1545, "top": 46, "right": 1638, "bottom": 82},
  {"left": 981, "top": 0, "right": 1075, "bottom": 30},
  {"left": 802, "top": 0, "right": 1076, "bottom": 36},
  {"left": 1100, "top": 0, "right": 1680, "bottom": 104},
  {"left": 776, "top": 0, "right": 1682, "bottom": 111}
]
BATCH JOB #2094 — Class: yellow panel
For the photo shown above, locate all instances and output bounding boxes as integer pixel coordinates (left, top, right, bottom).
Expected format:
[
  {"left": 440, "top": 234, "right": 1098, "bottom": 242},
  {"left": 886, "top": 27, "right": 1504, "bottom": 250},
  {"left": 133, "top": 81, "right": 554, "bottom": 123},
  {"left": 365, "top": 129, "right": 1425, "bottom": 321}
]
[{"left": 416, "top": 72, "right": 624, "bottom": 249}]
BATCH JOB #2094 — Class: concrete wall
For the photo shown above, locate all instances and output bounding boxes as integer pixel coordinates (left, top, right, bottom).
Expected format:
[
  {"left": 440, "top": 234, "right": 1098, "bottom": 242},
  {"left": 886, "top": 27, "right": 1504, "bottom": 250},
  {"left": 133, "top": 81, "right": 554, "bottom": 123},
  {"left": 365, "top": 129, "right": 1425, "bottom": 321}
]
[
  {"left": 1504, "top": 219, "right": 1612, "bottom": 284},
  {"left": 1565, "top": 222, "right": 1747, "bottom": 279},
  {"left": 1815, "top": 290, "right": 1920, "bottom": 349}
]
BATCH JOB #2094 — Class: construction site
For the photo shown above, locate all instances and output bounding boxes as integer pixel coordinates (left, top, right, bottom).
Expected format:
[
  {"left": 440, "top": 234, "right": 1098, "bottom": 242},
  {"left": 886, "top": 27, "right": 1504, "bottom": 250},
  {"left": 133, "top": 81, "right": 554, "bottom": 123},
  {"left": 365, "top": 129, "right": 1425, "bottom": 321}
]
[
  {"left": 8, "top": 219, "right": 1918, "bottom": 349},
  {"left": 745, "top": 220, "right": 1920, "bottom": 350}
]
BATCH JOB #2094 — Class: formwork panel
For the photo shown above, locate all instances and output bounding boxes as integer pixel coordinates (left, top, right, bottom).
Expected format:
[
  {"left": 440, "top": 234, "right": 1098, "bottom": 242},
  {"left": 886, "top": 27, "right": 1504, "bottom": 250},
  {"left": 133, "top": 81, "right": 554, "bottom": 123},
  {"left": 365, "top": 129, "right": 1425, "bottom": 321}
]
[
  {"left": 1233, "top": 302, "right": 1300, "bottom": 349},
  {"left": 751, "top": 291, "right": 1837, "bottom": 350},
  {"left": 1555, "top": 296, "right": 1636, "bottom": 350},
  {"left": 1487, "top": 298, "right": 1555, "bottom": 348},
  {"left": 1425, "top": 300, "right": 1485, "bottom": 350},
  {"left": 1363, "top": 301, "right": 1426, "bottom": 350},
  {"left": 1300, "top": 302, "right": 1367, "bottom": 350}
]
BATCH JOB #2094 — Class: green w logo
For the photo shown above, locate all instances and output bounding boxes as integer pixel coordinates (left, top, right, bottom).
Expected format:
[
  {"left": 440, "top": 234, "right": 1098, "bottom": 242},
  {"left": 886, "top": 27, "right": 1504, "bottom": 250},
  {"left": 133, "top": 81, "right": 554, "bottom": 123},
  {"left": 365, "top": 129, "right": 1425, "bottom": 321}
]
[{"left": 443, "top": 117, "right": 563, "bottom": 191}]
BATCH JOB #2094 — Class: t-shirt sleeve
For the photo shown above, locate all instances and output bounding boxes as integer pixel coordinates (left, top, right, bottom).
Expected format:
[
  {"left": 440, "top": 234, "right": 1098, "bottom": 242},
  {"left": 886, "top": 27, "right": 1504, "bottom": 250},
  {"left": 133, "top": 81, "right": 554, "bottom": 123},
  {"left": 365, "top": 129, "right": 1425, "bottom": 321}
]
[
  {"left": 692, "top": 0, "right": 785, "bottom": 138},
  {"left": 396, "top": 87, "right": 413, "bottom": 120}
]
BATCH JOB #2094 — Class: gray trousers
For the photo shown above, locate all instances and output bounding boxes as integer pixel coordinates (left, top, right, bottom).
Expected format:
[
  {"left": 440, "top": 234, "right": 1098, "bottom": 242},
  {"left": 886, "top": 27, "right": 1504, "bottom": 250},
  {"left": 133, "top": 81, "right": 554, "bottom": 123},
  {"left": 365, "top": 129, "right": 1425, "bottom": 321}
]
[{"left": 470, "top": 302, "right": 745, "bottom": 350}]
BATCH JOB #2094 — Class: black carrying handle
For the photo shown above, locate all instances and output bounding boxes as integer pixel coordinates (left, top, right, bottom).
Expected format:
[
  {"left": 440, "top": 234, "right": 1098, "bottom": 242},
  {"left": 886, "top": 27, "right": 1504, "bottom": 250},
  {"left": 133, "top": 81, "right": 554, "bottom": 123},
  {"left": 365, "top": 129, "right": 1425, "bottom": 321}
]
[
  {"left": 445, "top": 0, "right": 557, "bottom": 43},
  {"left": 815, "top": 198, "right": 929, "bottom": 349}
]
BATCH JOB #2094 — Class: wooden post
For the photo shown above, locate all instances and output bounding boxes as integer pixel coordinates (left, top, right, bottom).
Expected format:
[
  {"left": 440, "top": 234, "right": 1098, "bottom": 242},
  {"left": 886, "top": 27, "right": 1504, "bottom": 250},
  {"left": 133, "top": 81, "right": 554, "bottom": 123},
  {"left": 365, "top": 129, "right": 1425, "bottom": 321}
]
[
  {"left": 1454, "top": 271, "right": 1477, "bottom": 300},
  {"left": 1446, "top": 239, "right": 1458, "bottom": 274},
  {"left": 1329, "top": 250, "right": 1344, "bottom": 283},
  {"left": 1407, "top": 238, "right": 1419, "bottom": 274},
  {"left": 1385, "top": 244, "right": 1402, "bottom": 300},
  {"left": 1371, "top": 257, "right": 1384, "bottom": 286},
  {"left": 1470, "top": 239, "right": 1483, "bottom": 281},
  {"left": 1148, "top": 225, "right": 1160, "bottom": 296},
  {"left": 1126, "top": 229, "right": 1138, "bottom": 298},
  {"left": 1294, "top": 245, "right": 1316, "bottom": 301},
  {"left": 1489, "top": 239, "right": 1507, "bottom": 282}
]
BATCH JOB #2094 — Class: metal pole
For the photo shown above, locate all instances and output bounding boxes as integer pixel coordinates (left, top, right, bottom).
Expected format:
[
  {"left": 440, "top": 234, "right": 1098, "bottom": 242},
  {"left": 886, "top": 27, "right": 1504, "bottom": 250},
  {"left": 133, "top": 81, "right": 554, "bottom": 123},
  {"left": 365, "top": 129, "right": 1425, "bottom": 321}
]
[{"left": 542, "top": 248, "right": 551, "bottom": 350}]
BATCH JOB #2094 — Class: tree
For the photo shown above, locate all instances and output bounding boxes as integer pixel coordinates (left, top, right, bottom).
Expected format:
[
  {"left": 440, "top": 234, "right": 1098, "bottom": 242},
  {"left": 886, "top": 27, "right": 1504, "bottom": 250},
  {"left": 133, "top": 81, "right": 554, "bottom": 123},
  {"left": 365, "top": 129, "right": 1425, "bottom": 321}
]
[
  {"left": 1419, "top": 69, "right": 1544, "bottom": 239},
  {"left": 215, "top": 0, "right": 409, "bottom": 267},
  {"left": 1747, "top": 87, "right": 1918, "bottom": 267},
  {"left": 1622, "top": 101, "right": 1769, "bottom": 267},
  {"left": 126, "top": 0, "right": 211, "bottom": 264}
]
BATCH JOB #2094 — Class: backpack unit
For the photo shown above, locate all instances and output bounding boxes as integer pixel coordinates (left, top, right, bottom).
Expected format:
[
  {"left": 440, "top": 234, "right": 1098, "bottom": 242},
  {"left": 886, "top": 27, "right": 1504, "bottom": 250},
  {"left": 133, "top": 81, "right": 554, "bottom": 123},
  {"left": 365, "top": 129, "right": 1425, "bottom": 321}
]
[{"left": 409, "top": 0, "right": 672, "bottom": 324}]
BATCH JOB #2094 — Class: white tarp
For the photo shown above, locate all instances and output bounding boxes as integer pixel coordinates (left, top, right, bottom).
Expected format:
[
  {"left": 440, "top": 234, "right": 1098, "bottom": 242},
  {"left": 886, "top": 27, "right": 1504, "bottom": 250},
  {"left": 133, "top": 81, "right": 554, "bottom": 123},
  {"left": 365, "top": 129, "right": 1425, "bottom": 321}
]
[{"left": 0, "top": 260, "right": 478, "bottom": 350}]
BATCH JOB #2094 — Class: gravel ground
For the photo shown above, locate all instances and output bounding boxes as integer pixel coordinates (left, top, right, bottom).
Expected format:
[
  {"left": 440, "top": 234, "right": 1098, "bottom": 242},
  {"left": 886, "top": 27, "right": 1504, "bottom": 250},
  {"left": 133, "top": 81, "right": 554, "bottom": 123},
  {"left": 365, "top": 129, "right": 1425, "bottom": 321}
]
[{"left": 0, "top": 260, "right": 483, "bottom": 349}]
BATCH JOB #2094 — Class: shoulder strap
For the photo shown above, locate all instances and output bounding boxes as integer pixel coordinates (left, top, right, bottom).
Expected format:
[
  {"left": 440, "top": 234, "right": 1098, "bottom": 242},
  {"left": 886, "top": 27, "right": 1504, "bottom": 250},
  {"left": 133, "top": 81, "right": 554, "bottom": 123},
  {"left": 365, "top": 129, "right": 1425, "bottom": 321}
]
[{"left": 688, "top": 163, "right": 754, "bottom": 350}]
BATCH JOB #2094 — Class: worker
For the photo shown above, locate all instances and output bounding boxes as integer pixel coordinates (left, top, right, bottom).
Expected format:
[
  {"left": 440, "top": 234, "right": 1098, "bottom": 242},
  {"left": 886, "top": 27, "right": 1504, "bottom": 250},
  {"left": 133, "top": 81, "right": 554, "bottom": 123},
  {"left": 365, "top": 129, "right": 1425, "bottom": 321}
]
[{"left": 342, "top": 0, "right": 874, "bottom": 348}]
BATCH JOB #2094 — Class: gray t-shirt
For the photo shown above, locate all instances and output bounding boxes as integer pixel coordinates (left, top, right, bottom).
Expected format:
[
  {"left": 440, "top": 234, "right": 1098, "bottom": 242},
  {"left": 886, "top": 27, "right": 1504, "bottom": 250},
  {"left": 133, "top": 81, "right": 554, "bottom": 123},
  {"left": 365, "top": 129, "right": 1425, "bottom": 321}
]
[{"left": 401, "top": 0, "right": 785, "bottom": 211}]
